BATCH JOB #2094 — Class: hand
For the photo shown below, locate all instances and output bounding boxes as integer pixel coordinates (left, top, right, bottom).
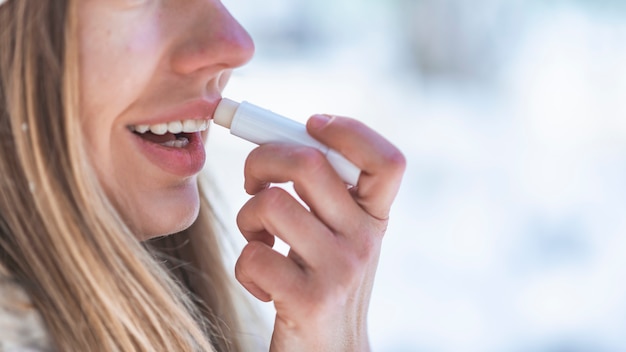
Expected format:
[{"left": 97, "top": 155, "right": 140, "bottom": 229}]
[{"left": 234, "top": 114, "right": 406, "bottom": 351}]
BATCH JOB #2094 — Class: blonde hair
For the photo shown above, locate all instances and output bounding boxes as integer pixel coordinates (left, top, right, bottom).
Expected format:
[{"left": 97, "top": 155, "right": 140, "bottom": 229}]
[{"left": 0, "top": 1, "right": 250, "bottom": 350}]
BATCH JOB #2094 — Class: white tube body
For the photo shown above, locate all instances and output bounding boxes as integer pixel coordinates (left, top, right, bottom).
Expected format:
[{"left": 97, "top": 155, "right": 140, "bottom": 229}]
[{"left": 216, "top": 100, "right": 361, "bottom": 186}]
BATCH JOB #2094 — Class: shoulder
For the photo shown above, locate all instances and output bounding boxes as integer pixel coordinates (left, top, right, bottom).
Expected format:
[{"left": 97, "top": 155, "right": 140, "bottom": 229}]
[{"left": 0, "top": 277, "right": 53, "bottom": 351}]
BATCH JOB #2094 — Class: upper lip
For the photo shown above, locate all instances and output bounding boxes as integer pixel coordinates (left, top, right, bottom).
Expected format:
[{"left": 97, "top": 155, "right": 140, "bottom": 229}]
[{"left": 127, "top": 97, "right": 220, "bottom": 127}]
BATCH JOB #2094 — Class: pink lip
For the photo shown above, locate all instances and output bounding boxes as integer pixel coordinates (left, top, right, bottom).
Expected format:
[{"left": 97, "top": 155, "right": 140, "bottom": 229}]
[
  {"left": 131, "top": 131, "right": 206, "bottom": 177},
  {"left": 128, "top": 98, "right": 219, "bottom": 177}
]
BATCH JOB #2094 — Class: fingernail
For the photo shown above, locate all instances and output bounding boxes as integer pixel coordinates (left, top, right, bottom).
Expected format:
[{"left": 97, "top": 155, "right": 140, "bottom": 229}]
[{"left": 308, "top": 114, "right": 332, "bottom": 130}]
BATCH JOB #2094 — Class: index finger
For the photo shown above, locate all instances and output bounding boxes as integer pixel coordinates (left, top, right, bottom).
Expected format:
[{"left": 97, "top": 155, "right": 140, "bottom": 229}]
[{"left": 306, "top": 115, "right": 406, "bottom": 220}]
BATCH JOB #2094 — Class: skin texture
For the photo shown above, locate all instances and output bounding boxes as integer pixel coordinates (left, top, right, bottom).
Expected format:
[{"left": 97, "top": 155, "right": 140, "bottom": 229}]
[
  {"left": 78, "top": 0, "right": 254, "bottom": 238},
  {"left": 78, "top": 0, "right": 405, "bottom": 350},
  {"left": 235, "top": 114, "right": 406, "bottom": 351}
]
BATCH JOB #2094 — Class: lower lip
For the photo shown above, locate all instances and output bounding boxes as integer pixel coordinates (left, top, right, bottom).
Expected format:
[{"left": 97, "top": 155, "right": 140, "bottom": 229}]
[{"left": 131, "top": 131, "right": 206, "bottom": 177}]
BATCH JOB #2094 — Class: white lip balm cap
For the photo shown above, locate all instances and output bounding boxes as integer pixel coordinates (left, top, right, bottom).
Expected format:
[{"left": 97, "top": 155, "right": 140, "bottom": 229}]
[
  {"left": 213, "top": 98, "right": 361, "bottom": 186},
  {"left": 214, "top": 98, "right": 239, "bottom": 128}
]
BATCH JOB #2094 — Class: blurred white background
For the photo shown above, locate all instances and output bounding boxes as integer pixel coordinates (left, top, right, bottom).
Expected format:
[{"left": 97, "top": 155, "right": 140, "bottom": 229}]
[{"left": 206, "top": 0, "right": 626, "bottom": 351}]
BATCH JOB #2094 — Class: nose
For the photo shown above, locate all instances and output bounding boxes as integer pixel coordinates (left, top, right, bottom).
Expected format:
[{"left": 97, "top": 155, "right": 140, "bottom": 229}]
[{"left": 169, "top": 2, "right": 255, "bottom": 76}]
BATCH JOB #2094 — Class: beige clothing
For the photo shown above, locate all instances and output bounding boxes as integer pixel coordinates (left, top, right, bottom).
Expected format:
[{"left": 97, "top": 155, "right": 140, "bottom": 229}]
[{"left": 0, "top": 279, "right": 51, "bottom": 351}]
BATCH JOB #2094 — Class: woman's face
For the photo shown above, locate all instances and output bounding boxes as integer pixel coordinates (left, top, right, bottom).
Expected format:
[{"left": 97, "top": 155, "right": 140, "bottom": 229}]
[{"left": 78, "top": 0, "right": 254, "bottom": 239}]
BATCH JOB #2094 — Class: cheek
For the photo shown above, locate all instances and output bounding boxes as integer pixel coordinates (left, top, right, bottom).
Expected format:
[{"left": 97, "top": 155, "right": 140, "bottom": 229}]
[
  {"left": 78, "top": 13, "right": 188, "bottom": 237},
  {"left": 78, "top": 9, "right": 163, "bottom": 134},
  {"left": 78, "top": 10, "right": 166, "bottom": 195}
]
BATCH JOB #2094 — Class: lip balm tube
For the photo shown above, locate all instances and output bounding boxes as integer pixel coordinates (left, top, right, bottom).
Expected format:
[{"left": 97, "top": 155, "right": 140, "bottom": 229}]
[{"left": 213, "top": 98, "right": 361, "bottom": 186}]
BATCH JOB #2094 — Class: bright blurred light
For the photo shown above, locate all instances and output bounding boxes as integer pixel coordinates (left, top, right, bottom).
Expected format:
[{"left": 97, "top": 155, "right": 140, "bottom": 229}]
[{"left": 211, "top": 0, "right": 626, "bottom": 350}]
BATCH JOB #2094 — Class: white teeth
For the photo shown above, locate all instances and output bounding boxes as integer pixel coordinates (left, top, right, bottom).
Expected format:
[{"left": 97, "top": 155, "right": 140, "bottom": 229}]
[
  {"left": 135, "top": 124, "right": 150, "bottom": 133},
  {"left": 162, "top": 137, "right": 189, "bottom": 148},
  {"left": 131, "top": 119, "right": 209, "bottom": 135},
  {"left": 182, "top": 120, "right": 199, "bottom": 133},
  {"left": 150, "top": 123, "right": 168, "bottom": 135},
  {"left": 168, "top": 121, "right": 183, "bottom": 134}
]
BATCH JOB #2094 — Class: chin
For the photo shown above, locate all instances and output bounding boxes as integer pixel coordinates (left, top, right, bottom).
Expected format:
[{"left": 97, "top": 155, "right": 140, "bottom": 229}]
[
  {"left": 132, "top": 184, "right": 202, "bottom": 240},
  {"left": 136, "top": 202, "right": 200, "bottom": 240}
]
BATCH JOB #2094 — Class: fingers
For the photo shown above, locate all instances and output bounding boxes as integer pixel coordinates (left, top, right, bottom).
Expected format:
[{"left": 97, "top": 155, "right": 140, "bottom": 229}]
[
  {"left": 235, "top": 241, "right": 305, "bottom": 303},
  {"left": 243, "top": 144, "right": 366, "bottom": 235},
  {"left": 233, "top": 113, "right": 403, "bottom": 350},
  {"left": 236, "top": 187, "right": 337, "bottom": 262},
  {"left": 242, "top": 115, "right": 405, "bottom": 235},
  {"left": 307, "top": 115, "right": 406, "bottom": 220},
  {"left": 234, "top": 189, "right": 362, "bottom": 306}
]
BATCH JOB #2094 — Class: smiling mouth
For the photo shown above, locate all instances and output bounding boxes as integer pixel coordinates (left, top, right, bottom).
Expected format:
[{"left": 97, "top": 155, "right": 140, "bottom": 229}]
[{"left": 129, "top": 119, "right": 209, "bottom": 148}]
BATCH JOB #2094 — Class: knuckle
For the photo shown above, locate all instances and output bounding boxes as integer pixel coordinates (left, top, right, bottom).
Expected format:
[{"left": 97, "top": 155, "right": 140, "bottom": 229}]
[
  {"left": 241, "top": 242, "right": 260, "bottom": 262},
  {"left": 374, "top": 219, "right": 390, "bottom": 238},
  {"left": 246, "top": 145, "right": 265, "bottom": 163},
  {"left": 346, "top": 221, "right": 385, "bottom": 260},
  {"left": 356, "top": 235, "right": 379, "bottom": 262},
  {"left": 234, "top": 254, "right": 249, "bottom": 283},
  {"left": 331, "top": 248, "right": 363, "bottom": 285},
  {"left": 292, "top": 147, "right": 327, "bottom": 176},
  {"left": 235, "top": 198, "right": 263, "bottom": 231},
  {"left": 243, "top": 147, "right": 262, "bottom": 176},
  {"left": 332, "top": 236, "right": 381, "bottom": 283},
  {"left": 385, "top": 148, "right": 407, "bottom": 175},
  {"left": 234, "top": 260, "right": 246, "bottom": 283},
  {"left": 260, "top": 187, "right": 290, "bottom": 212},
  {"left": 235, "top": 242, "right": 263, "bottom": 281},
  {"left": 235, "top": 203, "right": 250, "bottom": 229},
  {"left": 336, "top": 116, "right": 362, "bottom": 130}
]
